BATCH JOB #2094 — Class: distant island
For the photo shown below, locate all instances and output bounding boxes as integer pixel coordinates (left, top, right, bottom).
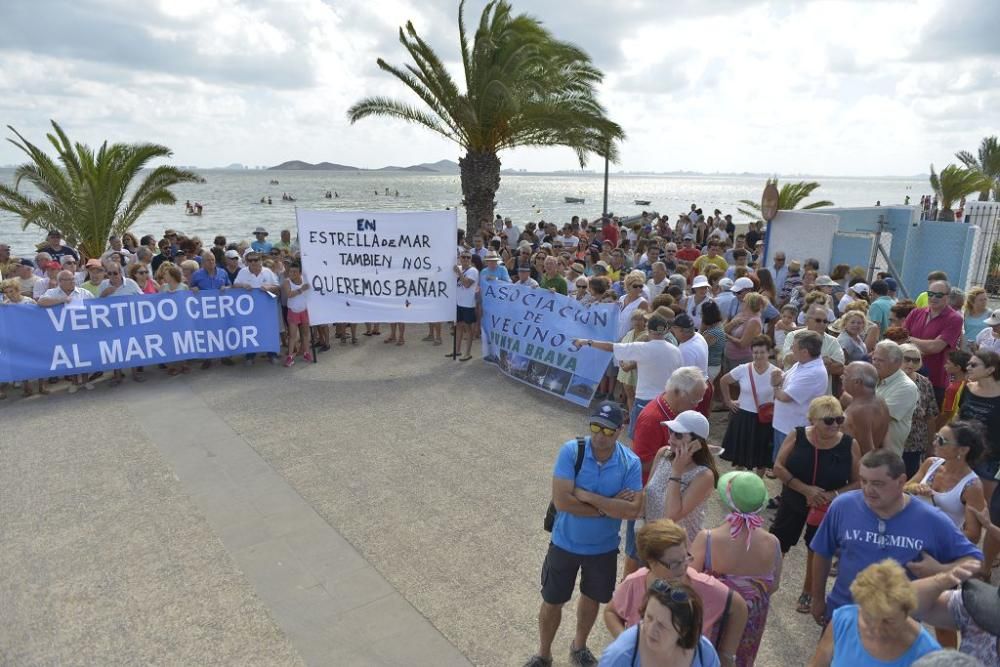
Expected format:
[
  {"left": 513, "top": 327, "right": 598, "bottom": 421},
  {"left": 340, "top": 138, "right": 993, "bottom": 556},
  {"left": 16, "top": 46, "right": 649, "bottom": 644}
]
[{"left": 268, "top": 159, "right": 460, "bottom": 174}]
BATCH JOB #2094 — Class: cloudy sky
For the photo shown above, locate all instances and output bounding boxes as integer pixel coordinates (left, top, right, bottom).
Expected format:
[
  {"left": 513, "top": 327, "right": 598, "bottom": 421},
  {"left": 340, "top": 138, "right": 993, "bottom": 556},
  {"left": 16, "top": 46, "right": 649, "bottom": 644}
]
[{"left": 0, "top": 0, "right": 996, "bottom": 175}]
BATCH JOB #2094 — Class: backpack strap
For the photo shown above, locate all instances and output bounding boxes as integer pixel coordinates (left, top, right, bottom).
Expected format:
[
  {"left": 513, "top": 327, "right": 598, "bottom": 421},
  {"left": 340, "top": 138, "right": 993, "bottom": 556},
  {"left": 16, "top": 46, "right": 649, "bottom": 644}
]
[{"left": 574, "top": 437, "right": 586, "bottom": 477}]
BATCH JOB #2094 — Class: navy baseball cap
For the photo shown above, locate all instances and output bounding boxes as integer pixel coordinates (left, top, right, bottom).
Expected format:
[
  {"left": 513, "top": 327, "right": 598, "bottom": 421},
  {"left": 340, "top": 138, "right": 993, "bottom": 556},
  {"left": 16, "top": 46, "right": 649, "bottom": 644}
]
[{"left": 590, "top": 401, "right": 625, "bottom": 430}]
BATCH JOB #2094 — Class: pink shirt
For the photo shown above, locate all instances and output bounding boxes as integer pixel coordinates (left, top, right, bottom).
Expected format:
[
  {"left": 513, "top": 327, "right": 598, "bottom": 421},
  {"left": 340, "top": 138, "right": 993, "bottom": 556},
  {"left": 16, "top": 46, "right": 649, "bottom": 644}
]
[
  {"left": 903, "top": 306, "right": 963, "bottom": 389},
  {"left": 610, "top": 567, "right": 730, "bottom": 639}
]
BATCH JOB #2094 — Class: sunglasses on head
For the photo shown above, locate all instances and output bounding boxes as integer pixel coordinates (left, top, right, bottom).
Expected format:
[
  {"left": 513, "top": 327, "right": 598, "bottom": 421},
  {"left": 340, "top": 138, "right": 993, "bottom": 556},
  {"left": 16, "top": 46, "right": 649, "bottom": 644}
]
[
  {"left": 820, "top": 416, "right": 845, "bottom": 426},
  {"left": 649, "top": 579, "right": 692, "bottom": 606},
  {"left": 590, "top": 423, "right": 617, "bottom": 436}
]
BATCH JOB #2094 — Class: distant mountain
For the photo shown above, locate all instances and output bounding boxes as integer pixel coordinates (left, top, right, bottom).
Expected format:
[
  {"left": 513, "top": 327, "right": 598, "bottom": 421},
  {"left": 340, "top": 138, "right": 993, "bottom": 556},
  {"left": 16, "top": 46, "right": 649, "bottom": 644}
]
[{"left": 267, "top": 159, "right": 460, "bottom": 173}]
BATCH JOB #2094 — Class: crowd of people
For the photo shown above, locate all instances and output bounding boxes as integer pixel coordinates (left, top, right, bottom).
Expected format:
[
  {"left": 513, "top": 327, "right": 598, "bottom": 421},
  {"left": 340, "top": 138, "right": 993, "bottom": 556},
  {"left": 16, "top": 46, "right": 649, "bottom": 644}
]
[{"left": 2, "top": 205, "right": 1000, "bottom": 666}]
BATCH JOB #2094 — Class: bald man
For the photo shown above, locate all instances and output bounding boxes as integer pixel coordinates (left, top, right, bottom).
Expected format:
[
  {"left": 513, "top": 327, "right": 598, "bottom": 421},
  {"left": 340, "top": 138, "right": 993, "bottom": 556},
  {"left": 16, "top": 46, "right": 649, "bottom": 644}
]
[{"left": 840, "top": 361, "right": 891, "bottom": 454}]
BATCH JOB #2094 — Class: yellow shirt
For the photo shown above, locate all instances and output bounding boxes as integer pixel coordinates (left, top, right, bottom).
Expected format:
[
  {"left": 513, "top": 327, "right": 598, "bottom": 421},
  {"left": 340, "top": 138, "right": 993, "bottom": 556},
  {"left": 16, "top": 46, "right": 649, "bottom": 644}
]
[{"left": 692, "top": 254, "right": 728, "bottom": 276}]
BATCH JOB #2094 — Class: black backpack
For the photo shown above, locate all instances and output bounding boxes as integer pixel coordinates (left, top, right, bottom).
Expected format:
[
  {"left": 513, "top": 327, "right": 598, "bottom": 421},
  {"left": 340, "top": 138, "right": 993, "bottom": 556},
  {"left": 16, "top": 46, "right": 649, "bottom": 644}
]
[{"left": 543, "top": 437, "right": 586, "bottom": 532}]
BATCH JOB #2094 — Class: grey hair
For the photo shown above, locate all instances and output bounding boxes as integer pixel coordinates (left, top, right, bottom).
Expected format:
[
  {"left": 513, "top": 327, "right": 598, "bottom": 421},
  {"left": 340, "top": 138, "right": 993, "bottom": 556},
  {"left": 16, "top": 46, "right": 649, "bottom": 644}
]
[
  {"left": 912, "top": 650, "right": 985, "bottom": 667},
  {"left": 898, "top": 343, "right": 921, "bottom": 362},
  {"left": 652, "top": 261, "right": 666, "bottom": 272},
  {"left": 850, "top": 361, "right": 879, "bottom": 390},
  {"left": 136, "top": 248, "right": 153, "bottom": 261},
  {"left": 665, "top": 367, "right": 707, "bottom": 396},
  {"left": 875, "top": 339, "right": 903, "bottom": 364}
]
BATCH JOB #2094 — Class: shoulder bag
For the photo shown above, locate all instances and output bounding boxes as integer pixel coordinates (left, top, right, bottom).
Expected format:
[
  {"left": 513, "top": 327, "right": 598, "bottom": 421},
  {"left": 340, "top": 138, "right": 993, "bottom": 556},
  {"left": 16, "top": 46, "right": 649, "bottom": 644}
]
[{"left": 748, "top": 365, "right": 774, "bottom": 424}]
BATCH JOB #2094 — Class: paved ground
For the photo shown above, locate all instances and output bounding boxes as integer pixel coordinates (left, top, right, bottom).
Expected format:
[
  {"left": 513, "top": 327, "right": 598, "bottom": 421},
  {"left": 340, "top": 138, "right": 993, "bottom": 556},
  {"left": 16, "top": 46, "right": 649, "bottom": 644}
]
[{"left": 1, "top": 332, "right": 823, "bottom": 666}]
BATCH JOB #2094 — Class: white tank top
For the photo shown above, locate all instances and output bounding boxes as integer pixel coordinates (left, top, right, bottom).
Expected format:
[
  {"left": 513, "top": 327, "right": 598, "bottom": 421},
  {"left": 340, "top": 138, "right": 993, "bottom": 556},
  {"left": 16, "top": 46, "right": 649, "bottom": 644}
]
[
  {"left": 918, "top": 457, "right": 979, "bottom": 528},
  {"left": 286, "top": 276, "right": 308, "bottom": 313}
]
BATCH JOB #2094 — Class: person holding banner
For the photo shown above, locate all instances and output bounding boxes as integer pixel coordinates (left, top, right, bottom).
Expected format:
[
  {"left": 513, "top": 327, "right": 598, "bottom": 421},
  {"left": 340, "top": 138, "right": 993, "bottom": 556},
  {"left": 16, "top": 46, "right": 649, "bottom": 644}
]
[
  {"left": 454, "top": 251, "right": 478, "bottom": 362},
  {"left": 38, "top": 270, "right": 94, "bottom": 393},
  {"left": 234, "top": 252, "right": 280, "bottom": 365},
  {"left": 0, "top": 278, "right": 46, "bottom": 399}
]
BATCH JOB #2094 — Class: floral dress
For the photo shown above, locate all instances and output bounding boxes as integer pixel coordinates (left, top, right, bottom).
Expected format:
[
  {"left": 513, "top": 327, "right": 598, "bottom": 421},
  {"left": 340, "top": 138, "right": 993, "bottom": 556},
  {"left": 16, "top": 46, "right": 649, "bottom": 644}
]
[{"left": 904, "top": 373, "right": 939, "bottom": 455}]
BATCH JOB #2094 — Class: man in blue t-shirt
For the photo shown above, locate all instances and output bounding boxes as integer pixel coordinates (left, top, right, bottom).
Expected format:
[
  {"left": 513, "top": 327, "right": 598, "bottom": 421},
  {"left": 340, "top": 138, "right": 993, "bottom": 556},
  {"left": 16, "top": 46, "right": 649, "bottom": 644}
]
[
  {"left": 809, "top": 449, "right": 982, "bottom": 625},
  {"left": 522, "top": 401, "right": 642, "bottom": 667}
]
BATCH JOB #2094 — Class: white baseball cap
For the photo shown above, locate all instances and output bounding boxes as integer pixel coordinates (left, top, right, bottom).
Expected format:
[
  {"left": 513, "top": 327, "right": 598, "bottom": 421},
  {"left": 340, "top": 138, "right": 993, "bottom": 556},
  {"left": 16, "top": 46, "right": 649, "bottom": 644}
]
[
  {"left": 851, "top": 283, "right": 870, "bottom": 295},
  {"left": 732, "top": 277, "right": 755, "bottom": 293},
  {"left": 691, "top": 275, "right": 710, "bottom": 289},
  {"left": 719, "top": 278, "right": 734, "bottom": 291},
  {"left": 662, "top": 410, "right": 710, "bottom": 439}
]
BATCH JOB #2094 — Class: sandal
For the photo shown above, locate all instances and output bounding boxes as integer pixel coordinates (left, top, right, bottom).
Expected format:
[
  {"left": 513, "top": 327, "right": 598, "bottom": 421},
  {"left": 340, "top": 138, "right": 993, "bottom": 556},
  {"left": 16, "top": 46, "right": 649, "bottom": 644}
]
[
  {"left": 796, "top": 593, "right": 812, "bottom": 614},
  {"left": 459, "top": 354, "right": 472, "bottom": 361}
]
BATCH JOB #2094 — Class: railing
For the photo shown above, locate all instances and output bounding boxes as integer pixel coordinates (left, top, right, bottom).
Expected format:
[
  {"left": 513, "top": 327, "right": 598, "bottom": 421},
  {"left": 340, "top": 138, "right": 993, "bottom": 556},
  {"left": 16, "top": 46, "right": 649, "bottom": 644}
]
[{"left": 966, "top": 202, "right": 1000, "bottom": 293}]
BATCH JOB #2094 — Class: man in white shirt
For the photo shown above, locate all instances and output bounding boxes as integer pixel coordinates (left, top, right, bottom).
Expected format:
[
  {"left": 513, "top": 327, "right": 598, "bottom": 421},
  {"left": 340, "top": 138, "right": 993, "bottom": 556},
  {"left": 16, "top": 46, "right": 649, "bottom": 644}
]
[
  {"left": 771, "top": 330, "right": 829, "bottom": 463},
  {"left": 98, "top": 264, "right": 143, "bottom": 297},
  {"left": 502, "top": 217, "right": 520, "bottom": 246},
  {"left": 234, "top": 252, "right": 280, "bottom": 365},
  {"left": 574, "top": 313, "right": 683, "bottom": 439},
  {"left": 38, "top": 270, "right": 95, "bottom": 393},
  {"left": 15, "top": 259, "right": 40, "bottom": 298},
  {"left": 670, "top": 311, "right": 712, "bottom": 415},
  {"left": 455, "top": 251, "right": 479, "bottom": 361},
  {"left": 780, "top": 304, "right": 846, "bottom": 393},
  {"left": 646, "top": 262, "right": 670, "bottom": 300}
]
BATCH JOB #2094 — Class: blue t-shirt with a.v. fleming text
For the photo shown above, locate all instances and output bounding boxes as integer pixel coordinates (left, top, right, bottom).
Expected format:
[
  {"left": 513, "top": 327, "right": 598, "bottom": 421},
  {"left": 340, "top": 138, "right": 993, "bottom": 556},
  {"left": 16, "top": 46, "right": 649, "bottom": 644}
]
[{"left": 810, "top": 490, "right": 982, "bottom": 612}]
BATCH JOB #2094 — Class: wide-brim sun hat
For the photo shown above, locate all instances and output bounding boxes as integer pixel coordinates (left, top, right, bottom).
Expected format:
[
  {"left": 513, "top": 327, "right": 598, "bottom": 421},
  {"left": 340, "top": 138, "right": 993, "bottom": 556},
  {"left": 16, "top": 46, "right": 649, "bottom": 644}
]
[
  {"left": 253, "top": 227, "right": 269, "bottom": 236},
  {"left": 691, "top": 275, "right": 710, "bottom": 289},
  {"left": 984, "top": 309, "right": 1000, "bottom": 327}
]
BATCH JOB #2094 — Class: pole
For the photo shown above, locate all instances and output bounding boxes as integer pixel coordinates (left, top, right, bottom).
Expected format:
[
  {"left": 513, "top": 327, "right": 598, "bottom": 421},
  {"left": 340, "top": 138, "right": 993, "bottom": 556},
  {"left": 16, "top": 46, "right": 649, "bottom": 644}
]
[{"left": 602, "top": 146, "right": 610, "bottom": 217}]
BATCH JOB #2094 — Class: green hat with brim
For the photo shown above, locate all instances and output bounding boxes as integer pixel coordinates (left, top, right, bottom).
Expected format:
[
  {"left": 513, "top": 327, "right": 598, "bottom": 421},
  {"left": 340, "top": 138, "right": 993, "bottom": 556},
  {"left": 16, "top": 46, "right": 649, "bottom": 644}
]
[{"left": 717, "top": 471, "right": 768, "bottom": 514}]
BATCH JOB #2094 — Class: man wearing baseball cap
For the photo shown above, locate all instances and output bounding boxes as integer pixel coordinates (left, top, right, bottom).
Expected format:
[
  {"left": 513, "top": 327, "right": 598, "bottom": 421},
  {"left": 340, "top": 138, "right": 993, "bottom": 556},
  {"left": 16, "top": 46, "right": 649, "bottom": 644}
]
[
  {"left": 675, "top": 234, "right": 701, "bottom": 263},
  {"left": 867, "top": 279, "right": 895, "bottom": 335},
  {"left": 524, "top": 401, "right": 641, "bottom": 667},
  {"left": 39, "top": 229, "right": 80, "bottom": 264}
]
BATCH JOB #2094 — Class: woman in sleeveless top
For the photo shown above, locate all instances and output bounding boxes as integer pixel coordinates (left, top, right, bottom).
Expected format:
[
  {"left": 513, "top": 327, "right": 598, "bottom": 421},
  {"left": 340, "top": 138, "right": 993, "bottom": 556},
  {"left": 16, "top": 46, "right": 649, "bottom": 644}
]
[
  {"left": 643, "top": 411, "right": 720, "bottom": 545},
  {"left": 905, "top": 421, "right": 987, "bottom": 539},
  {"left": 692, "top": 472, "right": 782, "bottom": 667},
  {"left": 770, "top": 396, "right": 860, "bottom": 614},
  {"left": 723, "top": 293, "right": 764, "bottom": 371}
]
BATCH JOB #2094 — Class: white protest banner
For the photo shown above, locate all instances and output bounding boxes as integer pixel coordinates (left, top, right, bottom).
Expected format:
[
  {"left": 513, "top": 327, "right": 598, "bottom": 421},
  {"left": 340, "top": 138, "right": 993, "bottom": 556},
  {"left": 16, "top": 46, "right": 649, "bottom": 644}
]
[{"left": 297, "top": 210, "right": 458, "bottom": 324}]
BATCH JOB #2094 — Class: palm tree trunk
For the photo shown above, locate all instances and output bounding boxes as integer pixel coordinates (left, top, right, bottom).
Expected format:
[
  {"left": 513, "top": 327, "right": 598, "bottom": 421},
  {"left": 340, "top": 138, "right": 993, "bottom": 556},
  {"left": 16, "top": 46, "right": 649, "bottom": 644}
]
[{"left": 459, "top": 149, "right": 501, "bottom": 237}]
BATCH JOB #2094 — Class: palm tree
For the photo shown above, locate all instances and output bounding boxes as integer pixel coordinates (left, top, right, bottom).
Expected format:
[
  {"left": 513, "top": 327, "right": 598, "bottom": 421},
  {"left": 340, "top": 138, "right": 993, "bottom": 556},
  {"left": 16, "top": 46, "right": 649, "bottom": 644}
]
[
  {"left": 737, "top": 179, "right": 834, "bottom": 220},
  {"left": 0, "top": 121, "right": 202, "bottom": 258},
  {"left": 347, "top": 0, "right": 624, "bottom": 236},
  {"left": 929, "top": 163, "right": 993, "bottom": 221},
  {"left": 956, "top": 136, "right": 1000, "bottom": 201}
]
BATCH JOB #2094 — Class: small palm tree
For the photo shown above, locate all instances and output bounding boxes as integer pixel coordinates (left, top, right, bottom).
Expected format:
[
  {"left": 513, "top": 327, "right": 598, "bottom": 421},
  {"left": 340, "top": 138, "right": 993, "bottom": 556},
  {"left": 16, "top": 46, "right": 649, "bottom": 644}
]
[
  {"left": 0, "top": 121, "right": 202, "bottom": 258},
  {"left": 929, "top": 163, "right": 993, "bottom": 221},
  {"left": 348, "top": 0, "right": 624, "bottom": 236},
  {"left": 737, "top": 179, "right": 833, "bottom": 220},
  {"left": 956, "top": 136, "right": 1000, "bottom": 201}
]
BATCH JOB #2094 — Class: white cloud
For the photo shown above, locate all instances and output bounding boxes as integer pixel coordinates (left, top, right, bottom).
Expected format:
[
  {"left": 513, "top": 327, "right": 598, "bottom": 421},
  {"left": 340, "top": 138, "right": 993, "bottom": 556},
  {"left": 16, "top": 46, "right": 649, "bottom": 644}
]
[{"left": 0, "top": 0, "right": 995, "bottom": 176}]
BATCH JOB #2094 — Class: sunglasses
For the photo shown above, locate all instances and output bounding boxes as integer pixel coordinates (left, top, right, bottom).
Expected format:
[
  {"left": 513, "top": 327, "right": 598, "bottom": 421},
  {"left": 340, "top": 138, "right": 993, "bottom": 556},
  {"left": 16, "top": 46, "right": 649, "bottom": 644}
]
[
  {"left": 590, "top": 423, "right": 617, "bottom": 436},
  {"left": 106, "top": 272, "right": 120, "bottom": 276},
  {"left": 820, "top": 416, "right": 845, "bottom": 426},
  {"left": 934, "top": 433, "right": 956, "bottom": 448},
  {"left": 927, "top": 291, "right": 947, "bottom": 299},
  {"left": 136, "top": 270, "right": 148, "bottom": 274},
  {"left": 649, "top": 579, "right": 692, "bottom": 603},
  {"left": 903, "top": 356, "right": 921, "bottom": 363}
]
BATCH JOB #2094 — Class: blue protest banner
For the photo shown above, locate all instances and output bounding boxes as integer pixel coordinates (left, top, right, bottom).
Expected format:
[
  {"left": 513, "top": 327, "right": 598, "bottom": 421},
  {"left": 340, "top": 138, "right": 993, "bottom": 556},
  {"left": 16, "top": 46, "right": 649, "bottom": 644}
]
[
  {"left": 480, "top": 282, "right": 619, "bottom": 407},
  {"left": 0, "top": 290, "right": 280, "bottom": 382}
]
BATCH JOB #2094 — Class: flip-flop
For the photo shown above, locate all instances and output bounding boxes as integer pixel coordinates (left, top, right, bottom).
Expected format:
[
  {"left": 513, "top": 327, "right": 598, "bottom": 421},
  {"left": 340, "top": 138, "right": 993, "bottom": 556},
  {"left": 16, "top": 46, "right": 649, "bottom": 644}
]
[
  {"left": 796, "top": 593, "right": 812, "bottom": 614},
  {"left": 459, "top": 355, "right": 472, "bottom": 361}
]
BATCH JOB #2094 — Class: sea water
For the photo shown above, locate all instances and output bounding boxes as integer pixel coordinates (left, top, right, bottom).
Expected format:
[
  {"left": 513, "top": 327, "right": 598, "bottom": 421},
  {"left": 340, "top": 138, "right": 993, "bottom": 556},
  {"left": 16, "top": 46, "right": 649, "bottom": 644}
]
[{"left": 0, "top": 168, "right": 926, "bottom": 256}]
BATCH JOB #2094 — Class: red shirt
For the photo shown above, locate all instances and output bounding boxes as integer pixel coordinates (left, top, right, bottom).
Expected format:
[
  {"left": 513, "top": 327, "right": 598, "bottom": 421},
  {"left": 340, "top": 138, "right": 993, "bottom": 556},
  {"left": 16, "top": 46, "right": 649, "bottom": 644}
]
[
  {"left": 903, "top": 306, "right": 963, "bottom": 389},
  {"left": 603, "top": 222, "right": 620, "bottom": 248},
  {"left": 675, "top": 248, "right": 701, "bottom": 263},
  {"left": 633, "top": 395, "right": 676, "bottom": 484}
]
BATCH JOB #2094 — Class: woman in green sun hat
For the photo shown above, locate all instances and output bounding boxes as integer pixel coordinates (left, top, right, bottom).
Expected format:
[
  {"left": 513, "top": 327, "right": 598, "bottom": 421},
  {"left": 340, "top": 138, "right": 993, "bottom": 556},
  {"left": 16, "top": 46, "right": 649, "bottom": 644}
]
[{"left": 691, "top": 471, "right": 783, "bottom": 667}]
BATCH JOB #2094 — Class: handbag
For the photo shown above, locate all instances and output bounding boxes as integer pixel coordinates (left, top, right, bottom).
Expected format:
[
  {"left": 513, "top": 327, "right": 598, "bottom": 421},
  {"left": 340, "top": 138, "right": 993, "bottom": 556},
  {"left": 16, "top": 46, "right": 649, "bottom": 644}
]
[
  {"left": 544, "top": 437, "right": 586, "bottom": 532},
  {"left": 748, "top": 366, "right": 774, "bottom": 424},
  {"left": 805, "top": 444, "right": 830, "bottom": 527}
]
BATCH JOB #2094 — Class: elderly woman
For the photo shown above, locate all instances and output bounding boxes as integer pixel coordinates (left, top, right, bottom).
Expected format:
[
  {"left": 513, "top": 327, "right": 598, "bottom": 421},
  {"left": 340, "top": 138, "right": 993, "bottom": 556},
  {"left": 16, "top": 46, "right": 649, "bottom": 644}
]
[
  {"left": 810, "top": 559, "right": 940, "bottom": 666},
  {"left": 604, "top": 520, "right": 745, "bottom": 664},
  {"left": 128, "top": 261, "right": 158, "bottom": 294},
  {"left": 0, "top": 278, "right": 46, "bottom": 399},
  {"left": 720, "top": 335, "right": 779, "bottom": 474},
  {"left": 837, "top": 311, "right": 870, "bottom": 363},
  {"left": 771, "top": 396, "right": 860, "bottom": 614},
  {"left": 617, "top": 310, "right": 649, "bottom": 419},
  {"left": 691, "top": 472, "right": 782, "bottom": 667},
  {"left": 898, "top": 343, "right": 941, "bottom": 478},
  {"left": 600, "top": 579, "right": 721, "bottom": 667},
  {"left": 618, "top": 271, "right": 650, "bottom": 341}
]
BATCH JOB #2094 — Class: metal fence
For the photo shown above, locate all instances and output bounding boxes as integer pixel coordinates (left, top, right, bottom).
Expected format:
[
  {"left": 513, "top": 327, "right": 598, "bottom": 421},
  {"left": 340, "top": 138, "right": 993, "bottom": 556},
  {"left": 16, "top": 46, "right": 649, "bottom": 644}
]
[{"left": 966, "top": 202, "right": 1000, "bottom": 293}]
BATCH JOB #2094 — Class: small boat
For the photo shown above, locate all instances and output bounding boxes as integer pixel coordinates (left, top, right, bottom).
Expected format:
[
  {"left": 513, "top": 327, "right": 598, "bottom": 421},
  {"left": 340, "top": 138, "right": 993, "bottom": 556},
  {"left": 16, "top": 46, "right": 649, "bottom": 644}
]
[
  {"left": 634, "top": 199, "right": 651, "bottom": 206},
  {"left": 564, "top": 196, "right": 585, "bottom": 204}
]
